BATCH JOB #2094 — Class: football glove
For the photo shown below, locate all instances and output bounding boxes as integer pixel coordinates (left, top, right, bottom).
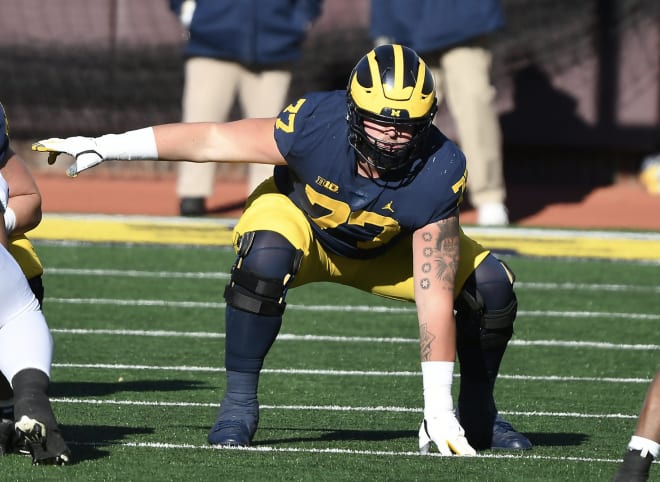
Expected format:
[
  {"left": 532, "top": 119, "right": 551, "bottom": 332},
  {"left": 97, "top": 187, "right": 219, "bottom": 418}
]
[
  {"left": 418, "top": 412, "right": 477, "bottom": 456},
  {"left": 32, "top": 136, "right": 104, "bottom": 177}
]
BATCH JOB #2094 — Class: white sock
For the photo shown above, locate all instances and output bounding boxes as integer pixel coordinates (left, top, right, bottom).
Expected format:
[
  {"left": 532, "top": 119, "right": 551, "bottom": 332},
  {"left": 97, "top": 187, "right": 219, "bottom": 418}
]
[{"left": 628, "top": 435, "right": 660, "bottom": 459}]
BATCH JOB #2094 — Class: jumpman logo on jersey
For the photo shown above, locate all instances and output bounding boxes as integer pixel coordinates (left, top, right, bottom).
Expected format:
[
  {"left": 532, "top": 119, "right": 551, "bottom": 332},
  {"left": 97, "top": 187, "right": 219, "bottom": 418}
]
[{"left": 381, "top": 201, "right": 395, "bottom": 212}]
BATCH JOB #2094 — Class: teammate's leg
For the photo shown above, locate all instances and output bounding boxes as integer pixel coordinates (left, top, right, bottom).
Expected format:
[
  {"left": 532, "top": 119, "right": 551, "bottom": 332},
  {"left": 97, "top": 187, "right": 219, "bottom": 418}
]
[
  {"left": 0, "top": 274, "right": 45, "bottom": 424},
  {"left": 0, "top": 244, "right": 70, "bottom": 463},
  {"left": 612, "top": 369, "right": 660, "bottom": 481},
  {"left": 208, "top": 230, "right": 303, "bottom": 446},
  {"left": 454, "top": 253, "right": 531, "bottom": 450}
]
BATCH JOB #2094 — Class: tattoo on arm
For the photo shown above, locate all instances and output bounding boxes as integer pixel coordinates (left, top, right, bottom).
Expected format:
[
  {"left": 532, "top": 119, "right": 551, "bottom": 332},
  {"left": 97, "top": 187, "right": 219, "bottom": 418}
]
[
  {"left": 436, "top": 217, "right": 459, "bottom": 283},
  {"left": 419, "top": 320, "right": 435, "bottom": 361},
  {"left": 419, "top": 215, "right": 460, "bottom": 290}
]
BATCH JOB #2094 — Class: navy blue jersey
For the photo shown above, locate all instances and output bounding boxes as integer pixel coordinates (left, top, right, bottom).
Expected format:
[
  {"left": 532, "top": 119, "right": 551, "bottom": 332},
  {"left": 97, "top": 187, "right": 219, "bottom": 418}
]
[{"left": 273, "top": 90, "right": 466, "bottom": 258}]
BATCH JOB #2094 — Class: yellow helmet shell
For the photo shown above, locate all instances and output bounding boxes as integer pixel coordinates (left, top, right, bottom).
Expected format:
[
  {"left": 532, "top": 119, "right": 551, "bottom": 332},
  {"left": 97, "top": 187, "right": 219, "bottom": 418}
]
[{"left": 348, "top": 44, "right": 436, "bottom": 122}]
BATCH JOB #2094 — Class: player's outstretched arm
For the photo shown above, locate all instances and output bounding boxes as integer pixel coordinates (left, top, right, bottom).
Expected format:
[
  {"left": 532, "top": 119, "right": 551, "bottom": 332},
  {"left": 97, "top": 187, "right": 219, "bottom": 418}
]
[
  {"left": 32, "top": 118, "right": 285, "bottom": 177},
  {"left": 412, "top": 214, "right": 476, "bottom": 456}
]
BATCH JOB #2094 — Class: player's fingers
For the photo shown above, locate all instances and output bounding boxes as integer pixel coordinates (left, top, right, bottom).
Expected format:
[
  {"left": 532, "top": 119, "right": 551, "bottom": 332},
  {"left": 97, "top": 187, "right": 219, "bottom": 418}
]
[
  {"left": 447, "top": 437, "right": 477, "bottom": 456},
  {"left": 66, "top": 151, "right": 102, "bottom": 177},
  {"left": 31, "top": 140, "right": 47, "bottom": 152},
  {"left": 32, "top": 140, "right": 65, "bottom": 165},
  {"left": 32, "top": 139, "right": 62, "bottom": 152},
  {"left": 418, "top": 420, "right": 432, "bottom": 454},
  {"left": 66, "top": 162, "right": 79, "bottom": 178},
  {"left": 419, "top": 441, "right": 430, "bottom": 455},
  {"left": 436, "top": 441, "right": 453, "bottom": 456}
]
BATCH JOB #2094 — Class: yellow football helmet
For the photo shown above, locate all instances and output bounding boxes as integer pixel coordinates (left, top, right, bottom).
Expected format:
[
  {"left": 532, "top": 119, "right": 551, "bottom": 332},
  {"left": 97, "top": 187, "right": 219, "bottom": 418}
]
[{"left": 347, "top": 44, "right": 437, "bottom": 172}]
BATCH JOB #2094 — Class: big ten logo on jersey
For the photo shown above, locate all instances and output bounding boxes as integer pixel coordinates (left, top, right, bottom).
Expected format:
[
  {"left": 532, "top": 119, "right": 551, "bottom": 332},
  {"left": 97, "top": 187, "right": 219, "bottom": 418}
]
[
  {"left": 452, "top": 168, "right": 468, "bottom": 204},
  {"left": 315, "top": 176, "right": 339, "bottom": 193},
  {"left": 275, "top": 98, "right": 306, "bottom": 133}
]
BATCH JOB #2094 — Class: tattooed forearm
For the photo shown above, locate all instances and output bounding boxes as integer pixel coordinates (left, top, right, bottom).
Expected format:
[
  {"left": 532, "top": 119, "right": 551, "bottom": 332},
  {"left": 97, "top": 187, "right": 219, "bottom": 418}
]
[
  {"left": 418, "top": 215, "right": 460, "bottom": 289},
  {"left": 434, "top": 216, "right": 459, "bottom": 282},
  {"left": 419, "top": 320, "right": 435, "bottom": 361}
]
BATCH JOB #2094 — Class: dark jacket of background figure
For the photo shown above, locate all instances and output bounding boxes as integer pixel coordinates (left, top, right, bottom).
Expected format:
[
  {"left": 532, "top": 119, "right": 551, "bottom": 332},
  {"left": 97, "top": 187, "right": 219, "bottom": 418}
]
[
  {"left": 169, "top": 0, "right": 323, "bottom": 66},
  {"left": 370, "top": 0, "right": 504, "bottom": 53}
]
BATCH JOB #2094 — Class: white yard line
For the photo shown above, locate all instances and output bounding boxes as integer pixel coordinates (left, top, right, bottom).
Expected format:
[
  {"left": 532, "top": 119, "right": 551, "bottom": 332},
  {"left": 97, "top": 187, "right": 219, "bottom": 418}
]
[
  {"left": 49, "top": 328, "right": 660, "bottom": 351},
  {"left": 51, "top": 362, "right": 655, "bottom": 383},
  {"left": 47, "top": 297, "right": 660, "bottom": 322},
  {"left": 45, "top": 267, "right": 660, "bottom": 294},
  {"left": 63, "top": 438, "right": 640, "bottom": 465}
]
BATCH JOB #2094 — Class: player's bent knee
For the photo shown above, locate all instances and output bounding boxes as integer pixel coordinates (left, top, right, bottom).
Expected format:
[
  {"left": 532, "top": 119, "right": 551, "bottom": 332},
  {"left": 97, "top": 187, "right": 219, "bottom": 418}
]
[
  {"left": 224, "top": 230, "right": 303, "bottom": 316},
  {"left": 455, "top": 257, "right": 518, "bottom": 351},
  {"left": 480, "top": 294, "right": 517, "bottom": 350}
]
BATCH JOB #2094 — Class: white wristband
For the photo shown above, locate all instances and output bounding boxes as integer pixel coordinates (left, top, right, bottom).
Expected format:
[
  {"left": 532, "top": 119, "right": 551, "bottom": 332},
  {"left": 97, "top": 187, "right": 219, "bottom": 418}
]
[
  {"left": 421, "top": 361, "right": 455, "bottom": 419},
  {"left": 3, "top": 206, "right": 16, "bottom": 234},
  {"left": 629, "top": 435, "right": 660, "bottom": 459},
  {"left": 96, "top": 127, "right": 158, "bottom": 161}
]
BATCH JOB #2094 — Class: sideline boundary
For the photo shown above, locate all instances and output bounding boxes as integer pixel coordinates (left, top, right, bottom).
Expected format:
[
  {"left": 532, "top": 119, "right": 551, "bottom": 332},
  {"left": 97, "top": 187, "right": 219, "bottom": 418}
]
[{"left": 30, "top": 213, "right": 660, "bottom": 261}]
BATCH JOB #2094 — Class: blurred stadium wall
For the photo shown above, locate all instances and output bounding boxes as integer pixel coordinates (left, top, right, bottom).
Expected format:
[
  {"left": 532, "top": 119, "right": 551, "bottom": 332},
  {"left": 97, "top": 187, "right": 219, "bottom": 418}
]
[{"left": 0, "top": 0, "right": 658, "bottom": 185}]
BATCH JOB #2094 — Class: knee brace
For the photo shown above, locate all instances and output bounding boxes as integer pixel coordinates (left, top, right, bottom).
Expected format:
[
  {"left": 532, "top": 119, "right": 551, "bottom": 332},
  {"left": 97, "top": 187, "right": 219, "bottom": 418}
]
[
  {"left": 455, "top": 259, "right": 518, "bottom": 351},
  {"left": 223, "top": 231, "right": 303, "bottom": 316}
]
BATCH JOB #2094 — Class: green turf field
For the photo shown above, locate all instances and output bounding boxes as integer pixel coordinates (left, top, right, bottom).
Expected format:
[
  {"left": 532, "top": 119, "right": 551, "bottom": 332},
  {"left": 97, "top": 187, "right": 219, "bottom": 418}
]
[{"left": 3, "top": 235, "right": 659, "bottom": 481}]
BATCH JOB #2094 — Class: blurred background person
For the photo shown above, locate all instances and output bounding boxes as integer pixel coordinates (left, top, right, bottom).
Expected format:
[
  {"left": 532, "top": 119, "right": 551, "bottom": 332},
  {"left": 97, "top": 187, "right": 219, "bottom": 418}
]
[
  {"left": 370, "top": 0, "right": 509, "bottom": 225},
  {"left": 170, "top": 0, "right": 323, "bottom": 216}
]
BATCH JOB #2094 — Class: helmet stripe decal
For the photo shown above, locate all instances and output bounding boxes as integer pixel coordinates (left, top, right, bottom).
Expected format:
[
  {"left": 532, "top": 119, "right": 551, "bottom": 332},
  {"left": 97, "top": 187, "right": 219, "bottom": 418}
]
[{"left": 393, "top": 44, "right": 405, "bottom": 96}]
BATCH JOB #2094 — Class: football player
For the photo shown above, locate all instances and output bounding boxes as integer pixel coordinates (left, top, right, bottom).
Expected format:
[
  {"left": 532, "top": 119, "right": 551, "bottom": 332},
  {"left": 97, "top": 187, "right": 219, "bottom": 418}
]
[
  {"left": 0, "top": 172, "right": 71, "bottom": 465},
  {"left": 0, "top": 101, "right": 47, "bottom": 430},
  {"left": 33, "top": 44, "right": 531, "bottom": 454}
]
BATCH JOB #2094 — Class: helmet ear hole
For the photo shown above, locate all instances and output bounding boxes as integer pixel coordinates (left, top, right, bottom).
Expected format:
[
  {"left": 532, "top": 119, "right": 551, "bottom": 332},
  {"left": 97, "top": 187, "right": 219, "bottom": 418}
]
[{"left": 347, "top": 44, "right": 437, "bottom": 172}]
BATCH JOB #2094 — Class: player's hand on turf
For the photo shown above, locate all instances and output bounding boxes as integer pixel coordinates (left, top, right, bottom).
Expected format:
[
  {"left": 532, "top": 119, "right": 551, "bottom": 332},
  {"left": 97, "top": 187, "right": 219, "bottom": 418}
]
[
  {"left": 32, "top": 137, "right": 104, "bottom": 177},
  {"left": 418, "top": 412, "right": 477, "bottom": 456}
]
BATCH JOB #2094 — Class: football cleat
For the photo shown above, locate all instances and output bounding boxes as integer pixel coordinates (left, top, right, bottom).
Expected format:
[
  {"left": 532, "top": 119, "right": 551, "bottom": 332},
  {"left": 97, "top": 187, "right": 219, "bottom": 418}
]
[
  {"left": 0, "top": 406, "right": 30, "bottom": 456},
  {"left": 14, "top": 416, "right": 71, "bottom": 465},
  {"left": 0, "top": 404, "right": 14, "bottom": 422},
  {"left": 0, "top": 419, "right": 14, "bottom": 456},
  {"left": 611, "top": 449, "right": 654, "bottom": 482},
  {"left": 207, "top": 397, "right": 258, "bottom": 447},
  {"left": 491, "top": 414, "right": 532, "bottom": 450},
  {"left": 208, "top": 419, "right": 254, "bottom": 447},
  {"left": 179, "top": 197, "right": 206, "bottom": 217}
]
